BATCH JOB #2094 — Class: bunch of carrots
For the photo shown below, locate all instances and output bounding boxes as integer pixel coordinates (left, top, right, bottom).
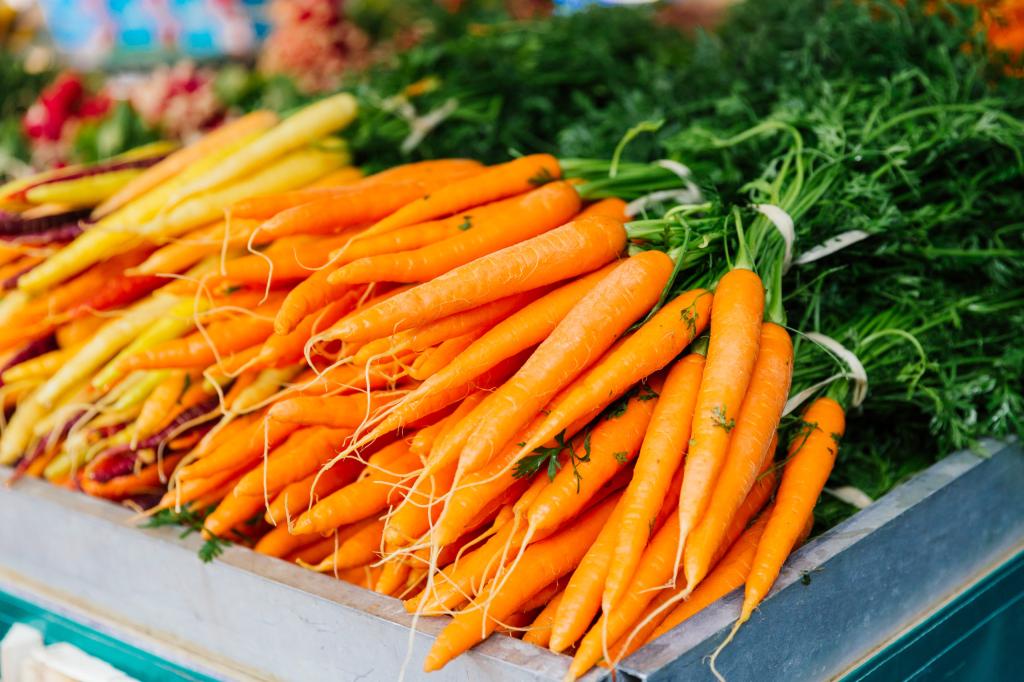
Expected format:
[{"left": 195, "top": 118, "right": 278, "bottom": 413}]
[{"left": 0, "top": 103, "right": 873, "bottom": 678}]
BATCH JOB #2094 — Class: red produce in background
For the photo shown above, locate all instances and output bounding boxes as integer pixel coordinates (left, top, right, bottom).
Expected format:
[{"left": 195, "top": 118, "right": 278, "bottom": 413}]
[{"left": 21, "top": 72, "right": 111, "bottom": 167}]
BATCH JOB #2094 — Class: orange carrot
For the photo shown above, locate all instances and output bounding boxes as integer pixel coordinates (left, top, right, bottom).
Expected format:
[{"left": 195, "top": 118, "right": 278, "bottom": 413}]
[
  {"left": 352, "top": 350, "right": 529, "bottom": 452},
  {"left": 569, "top": 511, "right": 685, "bottom": 679},
  {"left": 408, "top": 501, "right": 554, "bottom": 615},
  {"left": 676, "top": 268, "right": 765, "bottom": 571},
  {"left": 683, "top": 323, "right": 793, "bottom": 593},
  {"left": 120, "top": 308, "right": 278, "bottom": 371},
  {"left": 128, "top": 218, "right": 261, "bottom": 276},
  {"left": 457, "top": 250, "right": 672, "bottom": 474},
  {"left": 306, "top": 517, "right": 387, "bottom": 572},
  {"left": 547, "top": 461, "right": 682, "bottom": 654},
  {"left": 366, "top": 154, "right": 561, "bottom": 238},
  {"left": 519, "top": 580, "right": 566, "bottom": 614},
  {"left": 212, "top": 233, "right": 356, "bottom": 285},
  {"left": 548, "top": 495, "right": 631, "bottom": 653},
  {"left": 513, "top": 287, "right": 711, "bottom": 465},
  {"left": 307, "top": 166, "right": 364, "bottom": 188},
  {"left": 203, "top": 489, "right": 265, "bottom": 539},
  {"left": 255, "top": 174, "right": 479, "bottom": 243},
  {"left": 191, "top": 413, "right": 259, "bottom": 461},
  {"left": 268, "top": 204, "right": 512, "bottom": 331},
  {"left": 183, "top": 475, "right": 241, "bottom": 512},
  {"left": 285, "top": 535, "right": 340, "bottom": 564},
  {"left": 375, "top": 559, "right": 413, "bottom": 596},
  {"left": 267, "top": 390, "right": 406, "bottom": 429},
  {"left": 289, "top": 440, "right": 419, "bottom": 534},
  {"left": 264, "top": 457, "right": 364, "bottom": 526},
  {"left": 422, "top": 494, "right": 615, "bottom": 672},
  {"left": 273, "top": 272, "right": 371, "bottom": 335},
  {"left": 234, "top": 426, "right": 352, "bottom": 497},
  {"left": 428, "top": 414, "right": 577, "bottom": 549},
  {"left": 154, "top": 460, "right": 253, "bottom": 511},
  {"left": 522, "top": 590, "right": 565, "bottom": 647},
  {"left": 178, "top": 416, "right": 298, "bottom": 480},
  {"left": 408, "top": 331, "right": 482, "bottom": 381},
  {"left": 78, "top": 454, "right": 184, "bottom": 500},
  {"left": 254, "top": 522, "right": 322, "bottom": 558},
  {"left": 289, "top": 357, "right": 408, "bottom": 398},
  {"left": 330, "top": 214, "right": 627, "bottom": 342},
  {"left": 352, "top": 290, "right": 539, "bottom": 363},
  {"left": 526, "top": 386, "right": 658, "bottom": 536},
  {"left": 433, "top": 410, "right": 625, "bottom": 568},
  {"left": 733, "top": 398, "right": 844, "bottom": 626},
  {"left": 228, "top": 169, "right": 364, "bottom": 219},
  {"left": 383, "top": 393, "right": 486, "bottom": 547},
  {"left": 328, "top": 181, "right": 581, "bottom": 284},
  {"left": 355, "top": 159, "right": 483, "bottom": 186},
  {"left": 326, "top": 215, "right": 468, "bottom": 263},
  {"left": 267, "top": 512, "right": 371, "bottom": 560},
  {"left": 602, "top": 351, "right": 705, "bottom": 610},
  {"left": 257, "top": 293, "right": 358, "bottom": 368},
  {"left": 375, "top": 266, "right": 616, "bottom": 436},
  {"left": 577, "top": 197, "right": 629, "bottom": 221},
  {"left": 409, "top": 411, "right": 458, "bottom": 459},
  {"left": 337, "top": 564, "right": 382, "bottom": 589},
  {"left": 604, "top": 461, "right": 778, "bottom": 663},
  {"left": 652, "top": 509, "right": 785, "bottom": 644},
  {"left": 212, "top": 344, "right": 263, "bottom": 376},
  {"left": 231, "top": 159, "right": 482, "bottom": 220}
]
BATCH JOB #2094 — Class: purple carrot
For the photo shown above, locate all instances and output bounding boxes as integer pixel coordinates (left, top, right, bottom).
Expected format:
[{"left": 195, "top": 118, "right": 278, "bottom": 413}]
[
  {"left": 2, "top": 261, "right": 40, "bottom": 290},
  {"left": 8, "top": 408, "right": 88, "bottom": 483},
  {"left": 127, "top": 492, "right": 165, "bottom": 511},
  {"left": 93, "top": 420, "right": 132, "bottom": 439},
  {"left": 0, "top": 208, "right": 90, "bottom": 237},
  {"left": 87, "top": 395, "right": 220, "bottom": 483},
  {"left": 88, "top": 451, "right": 137, "bottom": 483},
  {"left": 10, "top": 155, "right": 167, "bottom": 202},
  {"left": 3, "top": 222, "right": 85, "bottom": 246},
  {"left": 136, "top": 394, "right": 221, "bottom": 450},
  {"left": 0, "top": 334, "right": 57, "bottom": 388}
]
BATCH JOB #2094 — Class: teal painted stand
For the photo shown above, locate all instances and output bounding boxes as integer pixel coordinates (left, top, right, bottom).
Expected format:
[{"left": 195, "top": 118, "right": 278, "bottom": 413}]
[
  {"left": 3, "top": 551, "right": 1022, "bottom": 681},
  {"left": 846, "top": 550, "right": 1024, "bottom": 682},
  {"left": 0, "top": 589, "right": 214, "bottom": 682}
]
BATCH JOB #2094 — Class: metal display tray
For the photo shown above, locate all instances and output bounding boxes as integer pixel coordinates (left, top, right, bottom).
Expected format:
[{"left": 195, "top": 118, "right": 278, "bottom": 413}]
[{"left": 1, "top": 439, "right": 1022, "bottom": 681}]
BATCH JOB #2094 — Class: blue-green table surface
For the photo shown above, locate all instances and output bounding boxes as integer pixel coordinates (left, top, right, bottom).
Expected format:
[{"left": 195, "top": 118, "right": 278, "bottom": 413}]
[
  {"left": 3, "top": 549, "right": 1022, "bottom": 681},
  {"left": 845, "top": 549, "right": 1024, "bottom": 682},
  {"left": 0, "top": 589, "right": 215, "bottom": 682}
]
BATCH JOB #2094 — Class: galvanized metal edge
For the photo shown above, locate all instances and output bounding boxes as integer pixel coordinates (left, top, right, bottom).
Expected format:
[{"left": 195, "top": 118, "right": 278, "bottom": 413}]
[
  {"left": 616, "top": 440, "right": 1024, "bottom": 681},
  {"left": 2, "top": 440, "right": 1021, "bottom": 681},
  {"left": 0, "top": 468, "right": 586, "bottom": 682}
]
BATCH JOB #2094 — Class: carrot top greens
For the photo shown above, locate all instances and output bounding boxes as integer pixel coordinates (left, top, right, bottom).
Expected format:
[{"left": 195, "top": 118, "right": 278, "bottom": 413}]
[
  {"left": 341, "top": 0, "right": 1022, "bottom": 527},
  {"left": 144, "top": 507, "right": 229, "bottom": 563}
]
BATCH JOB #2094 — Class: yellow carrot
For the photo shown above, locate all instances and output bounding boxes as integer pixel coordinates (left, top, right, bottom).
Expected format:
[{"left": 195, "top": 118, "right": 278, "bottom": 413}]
[
  {"left": 140, "top": 145, "right": 349, "bottom": 239},
  {"left": 93, "top": 297, "right": 210, "bottom": 390},
  {"left": 93, "top": 112, "right": 278, "bottom": 218},
  {"left": 25, "top": 169, "right": 143, "bottom": 207},
  {"left": 36, "top": 295, "right": 178, "bottom": 408},
  {"left": 164, "top": 93, "right": 358, "bottom": 206},
  {"left": 18, "top": 130, "right": 266, "bottom": 294}
]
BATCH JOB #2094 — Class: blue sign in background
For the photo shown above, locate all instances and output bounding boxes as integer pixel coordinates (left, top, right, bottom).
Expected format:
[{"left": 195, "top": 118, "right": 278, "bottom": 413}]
[{"left": 38, "top": 0, "right": 270, "bottom": 64}]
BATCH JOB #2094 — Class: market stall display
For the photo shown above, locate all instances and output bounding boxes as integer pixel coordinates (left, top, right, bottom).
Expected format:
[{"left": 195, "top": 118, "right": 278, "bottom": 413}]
[{"left": 0, "top": 0, "right": 1021, "bottom": 679}]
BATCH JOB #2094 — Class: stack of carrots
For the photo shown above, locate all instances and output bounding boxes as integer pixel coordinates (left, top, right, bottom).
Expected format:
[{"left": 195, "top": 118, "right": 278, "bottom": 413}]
[{"left": 0, "top": 105, "right": 863, "bottom": 677}]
